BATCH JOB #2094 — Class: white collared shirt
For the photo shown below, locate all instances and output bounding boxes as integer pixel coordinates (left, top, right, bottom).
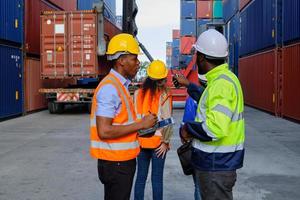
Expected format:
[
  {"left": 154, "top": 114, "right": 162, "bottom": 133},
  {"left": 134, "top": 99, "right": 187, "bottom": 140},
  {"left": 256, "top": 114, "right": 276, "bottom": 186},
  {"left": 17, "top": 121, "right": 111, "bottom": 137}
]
[{"left": 96, "top": 69, "right": 131, "bottom": 118}]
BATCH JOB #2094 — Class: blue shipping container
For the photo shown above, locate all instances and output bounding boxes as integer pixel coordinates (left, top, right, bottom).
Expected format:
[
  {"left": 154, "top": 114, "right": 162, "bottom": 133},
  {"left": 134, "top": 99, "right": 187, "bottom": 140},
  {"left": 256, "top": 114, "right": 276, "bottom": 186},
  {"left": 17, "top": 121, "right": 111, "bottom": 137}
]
[
  {"left": 179, "top": 55, "right": 193, "bottom": 68},
  {"left": 239, "top": 0, "right": 279, "bottom": 57},
  {"left": 227, "top": 14, "right": 240, "bottom": 75},
  {"left": 223, "top": 0, "right": 239, "bottom": 23},
  {"left": 181, "top": 18, "right": 196, "bottom": 36},
  {"left": 283, "top": 0, "right": 300, "bottom": 44},
  {"left": 0, "top": 45, "right": 23, "bottom": 119},
  {"left": 0, "top": 0, "right": 23, "bottom": 44},
  {"left": 77, "top": 0, "right": 116, "bottom": 22},
  {"left": 181, "top": 0, "right": 196, "bottom": 19},
  {"left": 172, "top": 39, "right": 180, "bottom": 48},
  {"left": 172, "top": 47, "right": 180, "bottom": 58},
  {"left": 197, "top": 19, "right": 211, "bottom": 36},
  {"left": 171, "top": 55, "right": 179, "bottom": 68}
]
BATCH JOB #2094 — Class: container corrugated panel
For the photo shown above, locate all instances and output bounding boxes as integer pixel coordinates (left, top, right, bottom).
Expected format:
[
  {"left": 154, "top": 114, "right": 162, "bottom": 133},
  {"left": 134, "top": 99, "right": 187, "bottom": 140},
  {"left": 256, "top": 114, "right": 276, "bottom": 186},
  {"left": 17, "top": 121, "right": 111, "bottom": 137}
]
[
  {"left": 223, "top": 0, "right": 238, "bottom": 23},
  {"left": 181, "top": 0, "right": 196, "bottom": 19},
  {"left": 25, "top": 0, "right": 62, "bottom": 55},
  {"left": 239, "top": 0, "right": 277, "bottom": 57},
  {"left": 213, "top": 0, "right": 223, "bottom": 19},
  {"left": 180, "top": 18, "right": 196, "bottom": 36},
  {"left": 0, "top": 45, "right": 23, "bottom": 119},
  {"left": 283, "top": 0, "right": 300, "bottom": 44},
  {"left": 173, "top": 30, "right": 180, "bottom": 39},
  {"left": 239, "top": 0, "right": 252, "bottom": 11},
  {"left": 179, "top": 55, "right": 193, "bottom": 68},
  {"left": 48, "top": 0, "right": 77, "bottom": 11},
  {"left": 282, "top": 42, "right": 300, "bottom": 121},
  {"left": 180, "top": 36, "right": 196, "bottom": 55},
  {"left": 68, "top": 11, "right": 98, "bottom": 77},
  {"left": 24, "top": 58, "right": 47, "bottom": 112},
  {"left": 0, "top": 0, "right": 24, "bottom": 44},
  {"left": 197, "top": 19, "right": 211, "bottom": 36},
  {"left": 41, "top": 12, "right": 68, "bottom": 78},
  {"left": 238, "top": 49, "right": 280, "bottom": 114},
  {"left": 227, "top": 13, "right": 240, "bottom": 75},
  {"left": 172, "top": 48, "right": 180, "bottom": 58},
  {"left": 171, "top": 55, "right": 179, "bottom": 68},
  {"left": 172, "top": 39, "right": 180, "bottom": 48},
  {"left": 197, "top": 0, "right": 212, "bottom": 19}
]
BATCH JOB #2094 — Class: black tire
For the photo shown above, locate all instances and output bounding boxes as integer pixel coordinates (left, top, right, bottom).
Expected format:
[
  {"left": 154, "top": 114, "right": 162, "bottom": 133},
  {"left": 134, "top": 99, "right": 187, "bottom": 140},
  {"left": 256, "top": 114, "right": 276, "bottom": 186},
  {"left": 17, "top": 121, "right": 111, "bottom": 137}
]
[{"left": 48, "top": 102, "right": 64, "bottom": 114}]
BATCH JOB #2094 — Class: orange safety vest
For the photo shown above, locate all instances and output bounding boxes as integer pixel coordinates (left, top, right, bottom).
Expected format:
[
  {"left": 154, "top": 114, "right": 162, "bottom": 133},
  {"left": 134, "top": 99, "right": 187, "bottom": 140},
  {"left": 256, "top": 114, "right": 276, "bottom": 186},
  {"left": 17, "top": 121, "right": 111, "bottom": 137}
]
[
  {"left": 134, "top": 88, "right": 172, "bottom": 149},
  {"left": 90, "top": 72, "right": 140, "bottom": 161}
]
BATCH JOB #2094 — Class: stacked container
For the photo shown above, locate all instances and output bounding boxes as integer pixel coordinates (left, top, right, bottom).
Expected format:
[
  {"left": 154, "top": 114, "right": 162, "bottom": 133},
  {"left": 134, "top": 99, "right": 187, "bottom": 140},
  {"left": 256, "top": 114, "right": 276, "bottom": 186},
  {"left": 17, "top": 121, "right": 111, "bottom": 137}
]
[
  {"left": 166, "top": 42, "right": 172, "bottom": 68},
  {"left": 171, "top": 29, "right": 180, "bottom": 68},
  {"left": 180, "top": 0, "right": 223, "bottom": 68},
  {"left": 0, "top": 0, "right": 24, "bottom": 119}
]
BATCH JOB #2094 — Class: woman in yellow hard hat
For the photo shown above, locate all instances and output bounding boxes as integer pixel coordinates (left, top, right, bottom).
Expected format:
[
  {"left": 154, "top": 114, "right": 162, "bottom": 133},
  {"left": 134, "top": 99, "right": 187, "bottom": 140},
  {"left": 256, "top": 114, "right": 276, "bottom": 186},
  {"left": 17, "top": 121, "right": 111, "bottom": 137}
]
[{"left": 133, "top": 60, "right": 173, "bottom": 200}]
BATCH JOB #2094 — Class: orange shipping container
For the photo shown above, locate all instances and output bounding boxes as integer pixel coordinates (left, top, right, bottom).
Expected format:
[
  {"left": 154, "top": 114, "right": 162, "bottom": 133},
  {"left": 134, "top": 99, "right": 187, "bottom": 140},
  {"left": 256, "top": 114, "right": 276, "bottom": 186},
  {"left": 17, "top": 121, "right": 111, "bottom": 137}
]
[
  {"left": 48, "top": 0, "right": 77, "bottom": 11},
  {"left": 172, "top": 29, "right": 180, "bottom": 39},
  {"left": 197, "top": 1, "right": 212, "bottom": 19},
  {"left": 180, "top": 36, "right": 196, "bottom": 55},
  {"left": 239, "top": 0, "right": 252, "bottom": 11}
]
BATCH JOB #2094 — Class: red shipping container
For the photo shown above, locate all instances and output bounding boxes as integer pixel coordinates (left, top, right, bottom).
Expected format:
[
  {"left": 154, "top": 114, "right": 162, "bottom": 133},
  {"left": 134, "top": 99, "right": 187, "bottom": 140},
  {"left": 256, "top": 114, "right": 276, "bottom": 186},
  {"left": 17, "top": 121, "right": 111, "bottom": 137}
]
[
  {"left": 24, "top": 58, "right": 76, "bottom": 112},
  {"left": 282, "top": 42, "right": 300, "bottom": 121},
  {"left": 48, "top": 0, "right": 77, "bottom": 11},
  {"left": 180, "top": 36, "right": 196, "bottom": 55},
  {"left": 25, "top": 0, "right": 62, "bottom": 55},
  {"left": 197, "top": 1, "right": 212, "bottom": 19},
  {"left": 68, "top": 11, "right": 98, "bottom": 76},
  {"left": 238, "top": 49, "right": 281, "bottom": 115},
  {"left": 239, "top": 0, "right": 252, "bottom": 11},
  {"left": 41, "top": 11, "right": 69, "bottom": 78},
  {"left": 173, "top": 29, "right": 180, "bottom": 39}
]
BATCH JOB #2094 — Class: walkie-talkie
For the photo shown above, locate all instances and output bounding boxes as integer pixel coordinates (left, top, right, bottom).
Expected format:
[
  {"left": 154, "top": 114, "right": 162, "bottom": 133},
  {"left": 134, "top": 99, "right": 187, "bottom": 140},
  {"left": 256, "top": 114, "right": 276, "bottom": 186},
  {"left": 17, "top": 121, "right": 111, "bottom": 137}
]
[{"left": 172, "top": 74, "right": 181, "bottom": 88}]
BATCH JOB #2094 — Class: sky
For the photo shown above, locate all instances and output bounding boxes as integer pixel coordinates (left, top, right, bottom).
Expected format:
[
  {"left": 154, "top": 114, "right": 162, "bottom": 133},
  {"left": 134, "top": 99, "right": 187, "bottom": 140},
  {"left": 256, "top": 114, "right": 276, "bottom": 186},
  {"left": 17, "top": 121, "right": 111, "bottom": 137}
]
[{"left": 116, "top": 0, "right": 180, "bottom": 62}]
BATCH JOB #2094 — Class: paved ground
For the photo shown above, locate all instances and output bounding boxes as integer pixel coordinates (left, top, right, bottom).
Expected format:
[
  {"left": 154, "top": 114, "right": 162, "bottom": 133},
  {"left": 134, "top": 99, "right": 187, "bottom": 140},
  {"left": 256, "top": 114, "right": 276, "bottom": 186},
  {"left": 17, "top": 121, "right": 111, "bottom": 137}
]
[{"left": 0, "top": 106, "right": 300, "bottom": 200}]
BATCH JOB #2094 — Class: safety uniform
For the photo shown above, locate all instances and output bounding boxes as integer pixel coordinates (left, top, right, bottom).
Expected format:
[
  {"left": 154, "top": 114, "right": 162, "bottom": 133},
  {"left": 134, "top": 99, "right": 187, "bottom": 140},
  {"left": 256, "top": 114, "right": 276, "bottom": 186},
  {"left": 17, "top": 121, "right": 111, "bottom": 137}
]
[
  {"left": 90, "top": 72, "right": 140, "bottom": 161},
  {"left": 134, "top": 88, "right": 172, "bottom": 148},
  {"left": 186, "top": 63, "right": 245, "bottom": 171}
]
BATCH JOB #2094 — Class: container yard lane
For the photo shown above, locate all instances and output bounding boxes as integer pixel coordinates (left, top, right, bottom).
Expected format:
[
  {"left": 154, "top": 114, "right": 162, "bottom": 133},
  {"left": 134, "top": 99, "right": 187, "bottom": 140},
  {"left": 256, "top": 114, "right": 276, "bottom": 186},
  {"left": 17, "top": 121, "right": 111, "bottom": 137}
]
[{"left": 0, "top": 106, "right": 300, "bottom": 200}]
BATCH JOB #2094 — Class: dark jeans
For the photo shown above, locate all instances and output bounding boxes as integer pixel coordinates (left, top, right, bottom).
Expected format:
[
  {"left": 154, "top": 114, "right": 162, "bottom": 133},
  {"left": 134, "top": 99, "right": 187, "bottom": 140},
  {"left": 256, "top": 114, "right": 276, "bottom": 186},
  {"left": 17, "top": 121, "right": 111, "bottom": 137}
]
[
  {"left": 192, "top": 172, "right": 201, "bottom": 200},
  {"left": 195, "top": 170, "right": 237, "bottom": 200},
  {"left": 134, "top": 148, "right": 166, "bottom": 200},
  {"left": 98, "top": 159, "right": 136, "bottom": 200}
]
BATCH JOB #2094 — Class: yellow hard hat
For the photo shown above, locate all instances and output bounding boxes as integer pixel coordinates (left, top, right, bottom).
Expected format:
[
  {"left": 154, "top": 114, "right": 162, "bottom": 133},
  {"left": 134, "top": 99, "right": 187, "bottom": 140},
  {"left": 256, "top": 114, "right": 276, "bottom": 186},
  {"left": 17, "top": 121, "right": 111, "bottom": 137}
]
[
  {"left": 147, "top": 60, "right": 168, "bottom": 80},
  {"left": 106, "top": 33, "right": 140, "bottom": 55}
]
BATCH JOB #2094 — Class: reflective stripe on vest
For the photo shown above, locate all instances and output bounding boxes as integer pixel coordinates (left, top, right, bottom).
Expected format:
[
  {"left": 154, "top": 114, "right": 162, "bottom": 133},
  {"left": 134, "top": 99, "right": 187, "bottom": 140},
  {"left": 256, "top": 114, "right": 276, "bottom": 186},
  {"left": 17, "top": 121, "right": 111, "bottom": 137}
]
[
  {"left": 192, "top": 139, "right": 244, "bottom": 153},
  {"left": 90, "top": 73, "right": 139, "bottom": 161}
]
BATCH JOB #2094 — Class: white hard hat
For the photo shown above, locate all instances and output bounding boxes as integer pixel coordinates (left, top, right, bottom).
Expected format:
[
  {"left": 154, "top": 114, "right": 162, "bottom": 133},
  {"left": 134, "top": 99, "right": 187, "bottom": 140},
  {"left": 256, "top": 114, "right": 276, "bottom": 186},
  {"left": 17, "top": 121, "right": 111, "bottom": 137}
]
[{"left": 193, "top": 29, "right": 228, "bottom": 58}]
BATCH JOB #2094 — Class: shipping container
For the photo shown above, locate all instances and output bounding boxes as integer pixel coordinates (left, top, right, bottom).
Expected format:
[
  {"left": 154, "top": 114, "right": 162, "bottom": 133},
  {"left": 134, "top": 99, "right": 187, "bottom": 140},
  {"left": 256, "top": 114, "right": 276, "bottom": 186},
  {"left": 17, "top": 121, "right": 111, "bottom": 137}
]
[
  {"left": 223, "top": 0, "right": 238, "bottom": 23},
  {"left": 0, "top": 45, "right": 23, "bottom": 119},
  {"left": 40, "top": 11, "right": 69, "bottom": 78},
  {"left": 181, "top": 0, "right": 196, "bottom": 19},
  {"left": 48, "top": 0, "right": 77, "bottom": 11},
  {"left": 197, "top": 19, "right": 211, "bottom": 36},
  {"left": 172, "top": 39, "right": 180, "bottom": 48},
  {"left": 173, "top": 29, "right": 180, "bottom": 39},
  {"left": 25, "top": 0, "right": 62, "bottom": 55},
  {"left": 179, "top": 55, "right": 193, "bottom": 68},
  {"left": 180, "top": 36, "right": 196, "bottom": 55},
  {"left": 213, "top": 0, "right": 222, "bottom": 19},
  {"left": 0, "top": 0, "right": 24, "bottom": 44},
  {"left": 239, "top": 0, "right": 280, "bottom": 57},
  {"left": 227, "top": 13, "right": 240, "bottom": 75},
  {"left": 239, "top": 0, "right": 252, "bottom": 11},
  {"left": 238, "top": 49, "right": 281, "bottom": 115},
  {"left": 197, "top": 0, "right": 212, "bottom": 19},
  {"left": 282, "top": 42, "right": 300, "bottom": 121},
  {"left": 180, "top": 18, "right": 196, "bottom": 36},
  {"left": 171, "top": 54, "right": 179, "bottom": 68},
  {"left": 282, "top": 0, "right": 300, "bottom": 45},
  {"left": 24, "top": 57, "right": 77, "bottom": 112}
]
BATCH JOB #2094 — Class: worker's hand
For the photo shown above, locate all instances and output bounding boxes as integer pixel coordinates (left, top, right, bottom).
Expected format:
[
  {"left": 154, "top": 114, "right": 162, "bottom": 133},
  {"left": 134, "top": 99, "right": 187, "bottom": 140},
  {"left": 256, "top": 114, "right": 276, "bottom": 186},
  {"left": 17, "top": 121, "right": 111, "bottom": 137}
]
[
  {"left": 141, "top": 114, "right": 158, "bottom": 129},
  {"left": 173, "top": 74, "right": 190, "bottom": 87},
  {"left": 180, "top": 124, "right": 192, "bottom": 143},
  {"left": 155, "top": 142, "right": 169, "bottom": 158}
]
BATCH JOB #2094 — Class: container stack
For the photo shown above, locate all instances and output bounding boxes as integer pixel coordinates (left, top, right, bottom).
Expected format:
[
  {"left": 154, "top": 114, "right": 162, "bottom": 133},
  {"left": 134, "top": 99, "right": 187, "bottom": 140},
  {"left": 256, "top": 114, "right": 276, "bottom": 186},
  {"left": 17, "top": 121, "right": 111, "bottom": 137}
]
[
  {"left": 224, "top": 0, "right": 300, "bottom": 121},
  {"left": 171, "top": 29, "right": 180, "bottom": 68},
  {"left": 166, "top": 42, "right": 172, "bottom": 68},
  {"left": 180, "top": 0, "right": 223, "bottom": 68}
]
